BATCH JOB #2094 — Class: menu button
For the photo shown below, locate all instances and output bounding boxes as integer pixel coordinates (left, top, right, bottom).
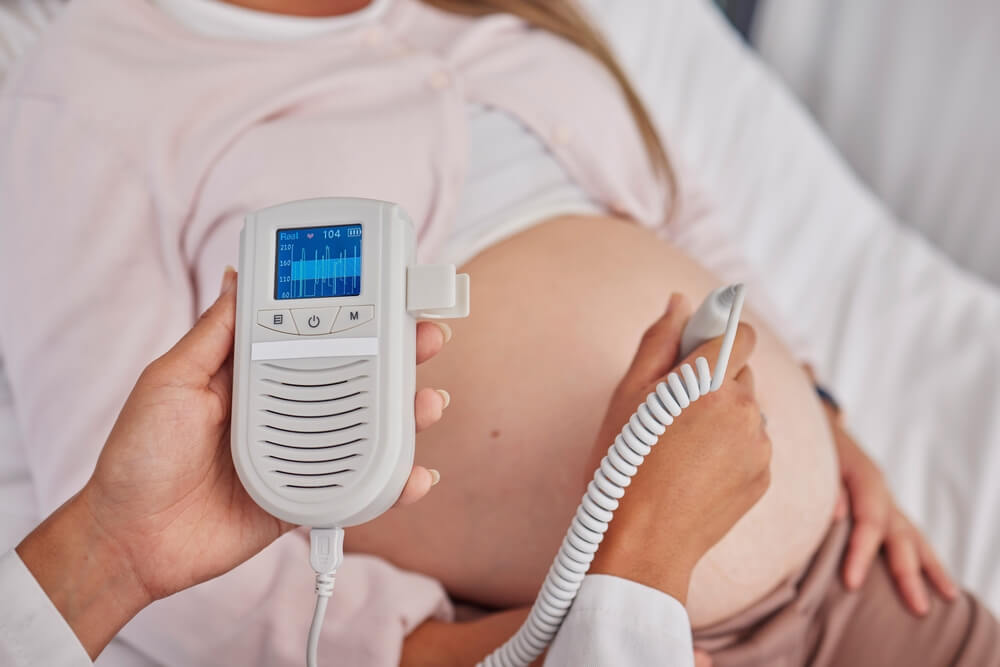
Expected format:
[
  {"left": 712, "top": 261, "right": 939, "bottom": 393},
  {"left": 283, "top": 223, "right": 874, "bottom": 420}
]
[{"left": 257, "top": 309, "right": 297, "bottom": 334}]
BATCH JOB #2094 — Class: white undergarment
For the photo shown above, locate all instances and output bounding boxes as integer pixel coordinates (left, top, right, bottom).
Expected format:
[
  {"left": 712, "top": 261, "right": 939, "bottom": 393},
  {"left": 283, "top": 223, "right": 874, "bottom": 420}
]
[
  {"left": 441, "top": 103, "right": 601, "bottom": 266},
  {"left": 151, "top": 0, "right": 603, "bottom": 266}
]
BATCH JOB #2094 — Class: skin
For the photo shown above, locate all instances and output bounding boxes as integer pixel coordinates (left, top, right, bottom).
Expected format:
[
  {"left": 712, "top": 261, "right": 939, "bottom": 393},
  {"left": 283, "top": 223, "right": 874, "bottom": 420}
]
[
  {"left": 408, "top": 297, "right": 774, "bottom": 665},
  {"left": 224, "top": 0, "right": 374, "bottom": 17},
  {"left": 349, "top": 218, "right": 845, "bottom": 617}
]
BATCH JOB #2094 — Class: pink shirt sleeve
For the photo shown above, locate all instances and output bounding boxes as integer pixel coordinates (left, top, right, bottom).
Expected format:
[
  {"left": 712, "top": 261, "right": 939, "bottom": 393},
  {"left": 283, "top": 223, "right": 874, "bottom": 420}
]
[{"left": 0, "top": 100, "right": 450, "bottom": 666}]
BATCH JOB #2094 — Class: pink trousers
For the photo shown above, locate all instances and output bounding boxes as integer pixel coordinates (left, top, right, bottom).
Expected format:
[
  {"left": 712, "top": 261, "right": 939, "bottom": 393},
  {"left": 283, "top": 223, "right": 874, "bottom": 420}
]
[{"left": 694, "top": 519, "right": 1000, "bottom": 666}]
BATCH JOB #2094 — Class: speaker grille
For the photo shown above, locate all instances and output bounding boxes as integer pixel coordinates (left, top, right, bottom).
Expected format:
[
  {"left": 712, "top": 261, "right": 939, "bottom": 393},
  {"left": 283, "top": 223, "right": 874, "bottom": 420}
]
[{"left": 249, "top": 356, "right": 375, "bottom": 502}]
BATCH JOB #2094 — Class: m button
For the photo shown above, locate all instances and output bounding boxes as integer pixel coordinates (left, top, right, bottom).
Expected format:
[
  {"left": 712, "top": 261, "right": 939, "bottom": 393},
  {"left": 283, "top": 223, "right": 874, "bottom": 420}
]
[{"left": 332, "top": 305, "right": 374, "bottom": 332}]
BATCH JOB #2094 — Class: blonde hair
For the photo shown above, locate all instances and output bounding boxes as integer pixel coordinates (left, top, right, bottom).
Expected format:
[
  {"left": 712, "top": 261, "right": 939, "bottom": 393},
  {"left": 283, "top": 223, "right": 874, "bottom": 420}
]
[{"left": 421, "top": 0, "right": 675, "bottom": 196}]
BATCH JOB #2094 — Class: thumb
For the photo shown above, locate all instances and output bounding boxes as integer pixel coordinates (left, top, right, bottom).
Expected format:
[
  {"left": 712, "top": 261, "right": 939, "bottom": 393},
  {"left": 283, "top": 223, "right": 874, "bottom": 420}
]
[
  {"left": 624, "top": 293, "right": 693, "bottom": 386},
  {"left": 681, "top": 322, "right": 757, "bottom": 384},
  {"left": 163, "top": 267, "right": 238, "bottom": 381}
]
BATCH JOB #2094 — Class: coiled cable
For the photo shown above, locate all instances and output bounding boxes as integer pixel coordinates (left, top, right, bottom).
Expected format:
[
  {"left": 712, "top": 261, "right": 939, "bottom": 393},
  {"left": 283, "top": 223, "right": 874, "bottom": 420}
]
[{"left": 479, "top": 285, "right": 745, "bottom": 667}]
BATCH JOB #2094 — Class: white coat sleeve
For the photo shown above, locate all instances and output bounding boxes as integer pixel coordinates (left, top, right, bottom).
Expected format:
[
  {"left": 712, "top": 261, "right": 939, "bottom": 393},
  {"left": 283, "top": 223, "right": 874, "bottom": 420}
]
[
  {"left": 545, "top": 574, "right": 695, "bottom": 667},
  {"left": 0, "top": 550, "right": 93, "bottom": 667}
]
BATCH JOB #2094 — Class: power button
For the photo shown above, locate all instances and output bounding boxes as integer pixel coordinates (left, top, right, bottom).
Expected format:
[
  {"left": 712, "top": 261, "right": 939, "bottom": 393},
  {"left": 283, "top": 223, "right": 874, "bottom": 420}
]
[{"left": 291, "top": 307, "right": 339, "bottom": 335}]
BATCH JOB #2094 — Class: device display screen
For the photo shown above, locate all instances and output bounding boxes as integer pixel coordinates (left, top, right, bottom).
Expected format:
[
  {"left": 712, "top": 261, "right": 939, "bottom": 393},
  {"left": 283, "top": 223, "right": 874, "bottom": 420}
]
[{"left": 275, "top": 224, "right": 362, "bottom": 300}]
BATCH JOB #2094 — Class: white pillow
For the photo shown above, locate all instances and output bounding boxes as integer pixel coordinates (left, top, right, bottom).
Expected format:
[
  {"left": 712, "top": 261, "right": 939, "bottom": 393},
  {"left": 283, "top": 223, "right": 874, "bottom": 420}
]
[{"left": 755, "top": 0, "right": 1000, "bottom": 285}]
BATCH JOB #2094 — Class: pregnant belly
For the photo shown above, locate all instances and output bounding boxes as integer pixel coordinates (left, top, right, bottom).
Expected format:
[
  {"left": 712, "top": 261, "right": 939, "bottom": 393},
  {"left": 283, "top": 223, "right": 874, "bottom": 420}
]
[{"left": 345, "top": 215, "right": 839, "bottom": 626}]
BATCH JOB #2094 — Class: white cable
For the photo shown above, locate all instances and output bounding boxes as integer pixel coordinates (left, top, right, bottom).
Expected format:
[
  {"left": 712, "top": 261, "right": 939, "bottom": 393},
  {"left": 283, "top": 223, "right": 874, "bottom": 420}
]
[
  {"left": 478, "top": 288, "right": 745, "bottom": 667},
  {"left": 307, "top": 527, "right": 344, "bottom": 667},
  {"left": 710, "top": 285, "right": 745, "bottom": 392}
]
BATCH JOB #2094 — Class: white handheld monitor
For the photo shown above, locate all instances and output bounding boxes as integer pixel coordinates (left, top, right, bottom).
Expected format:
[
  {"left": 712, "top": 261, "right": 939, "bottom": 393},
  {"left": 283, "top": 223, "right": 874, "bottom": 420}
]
[{"left": 231, "top": 198, "right": 469, "bottom": 528}]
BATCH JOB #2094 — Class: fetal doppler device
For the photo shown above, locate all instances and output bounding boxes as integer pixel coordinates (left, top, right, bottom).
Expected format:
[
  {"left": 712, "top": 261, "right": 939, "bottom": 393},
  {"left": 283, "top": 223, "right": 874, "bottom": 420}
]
[{"left": 231, "top": 197, "right": 745, "bottom": 667}]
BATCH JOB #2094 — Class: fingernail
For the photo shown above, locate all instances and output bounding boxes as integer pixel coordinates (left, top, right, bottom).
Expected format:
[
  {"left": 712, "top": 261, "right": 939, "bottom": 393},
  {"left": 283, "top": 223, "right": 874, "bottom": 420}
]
[
  {"left": 436, "top": 389, "right": 451, "bottom": 409},
  {"left": 431, "top": 321, "right": 453, "bottom": 343},
  {"left": 220, "top": 266, "right": 237, "bottom": 295},
  {"left": 945, "top": 581, "right": 959, "bottom": 600},
  {"left": 428, "top": 469, "right": 441, "bottom": 486}
]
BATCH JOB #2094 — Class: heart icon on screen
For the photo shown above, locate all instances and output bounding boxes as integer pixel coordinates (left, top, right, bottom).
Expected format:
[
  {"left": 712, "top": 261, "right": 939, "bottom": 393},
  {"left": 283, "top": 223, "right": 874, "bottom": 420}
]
[{"left": 306, "top": 233, "right": 314, "bottom": 239}]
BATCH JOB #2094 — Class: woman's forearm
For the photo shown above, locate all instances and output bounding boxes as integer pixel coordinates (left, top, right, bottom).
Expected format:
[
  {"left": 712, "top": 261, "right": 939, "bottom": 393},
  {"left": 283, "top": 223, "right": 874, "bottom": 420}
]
[{"left": 401, "top": 606, "right": 542, "bottom": 667}]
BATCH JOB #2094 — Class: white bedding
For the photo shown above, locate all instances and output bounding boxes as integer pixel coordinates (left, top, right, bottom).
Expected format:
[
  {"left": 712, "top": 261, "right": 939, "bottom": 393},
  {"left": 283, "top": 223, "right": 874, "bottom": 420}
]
[
  {"left": 754, "top": 0, "right": 1000, "bottom": 286},
  {"left": 1, "top": 0, "right": 998, "bottom": 657}
]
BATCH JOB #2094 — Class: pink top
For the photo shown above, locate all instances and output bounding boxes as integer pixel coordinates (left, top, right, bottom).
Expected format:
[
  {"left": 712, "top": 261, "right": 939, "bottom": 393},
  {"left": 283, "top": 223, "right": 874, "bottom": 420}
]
[{"left": 0, "top": 0, "right": 789, "bottom": 663}]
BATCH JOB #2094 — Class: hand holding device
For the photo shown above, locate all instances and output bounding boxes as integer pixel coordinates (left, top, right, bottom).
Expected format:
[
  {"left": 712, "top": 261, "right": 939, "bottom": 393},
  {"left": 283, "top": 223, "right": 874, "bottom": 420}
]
[
  {"left": 16, "top": 268, "right": 452, "bottom": 659},
  {"left": 589, "top": 294, "right": 771, "bottom": 602},
  {"left": 481, "top": 284, "right": 753, "bottom": 667}
]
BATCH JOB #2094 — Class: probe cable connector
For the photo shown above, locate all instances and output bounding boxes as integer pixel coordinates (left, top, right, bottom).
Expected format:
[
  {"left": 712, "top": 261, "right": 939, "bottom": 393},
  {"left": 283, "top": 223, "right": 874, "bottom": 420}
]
[{"left": 307, "top": 527, "right": 344, "bottom": 667}]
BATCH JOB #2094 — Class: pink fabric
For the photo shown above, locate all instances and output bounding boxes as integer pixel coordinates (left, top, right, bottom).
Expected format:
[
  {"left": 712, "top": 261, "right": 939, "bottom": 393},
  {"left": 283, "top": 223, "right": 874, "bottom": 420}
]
[{"left": 0, "top": 0, "right": 801, "bottom": 663}]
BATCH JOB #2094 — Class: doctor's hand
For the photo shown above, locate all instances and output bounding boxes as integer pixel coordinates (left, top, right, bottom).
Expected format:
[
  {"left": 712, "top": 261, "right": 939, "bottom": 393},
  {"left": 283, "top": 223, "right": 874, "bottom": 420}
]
[
  {"left": 587, "top": 293, "right": 771, "bottom": 606},
  {"left": 16, "top": 267, "right": 451, "bottom": 659}
]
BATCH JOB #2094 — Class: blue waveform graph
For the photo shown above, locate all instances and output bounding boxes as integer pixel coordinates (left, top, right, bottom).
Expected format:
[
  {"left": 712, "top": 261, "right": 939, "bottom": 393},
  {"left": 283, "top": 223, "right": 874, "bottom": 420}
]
[{"left": 275, "top": 224, "right": 363, "bottom": 300}]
